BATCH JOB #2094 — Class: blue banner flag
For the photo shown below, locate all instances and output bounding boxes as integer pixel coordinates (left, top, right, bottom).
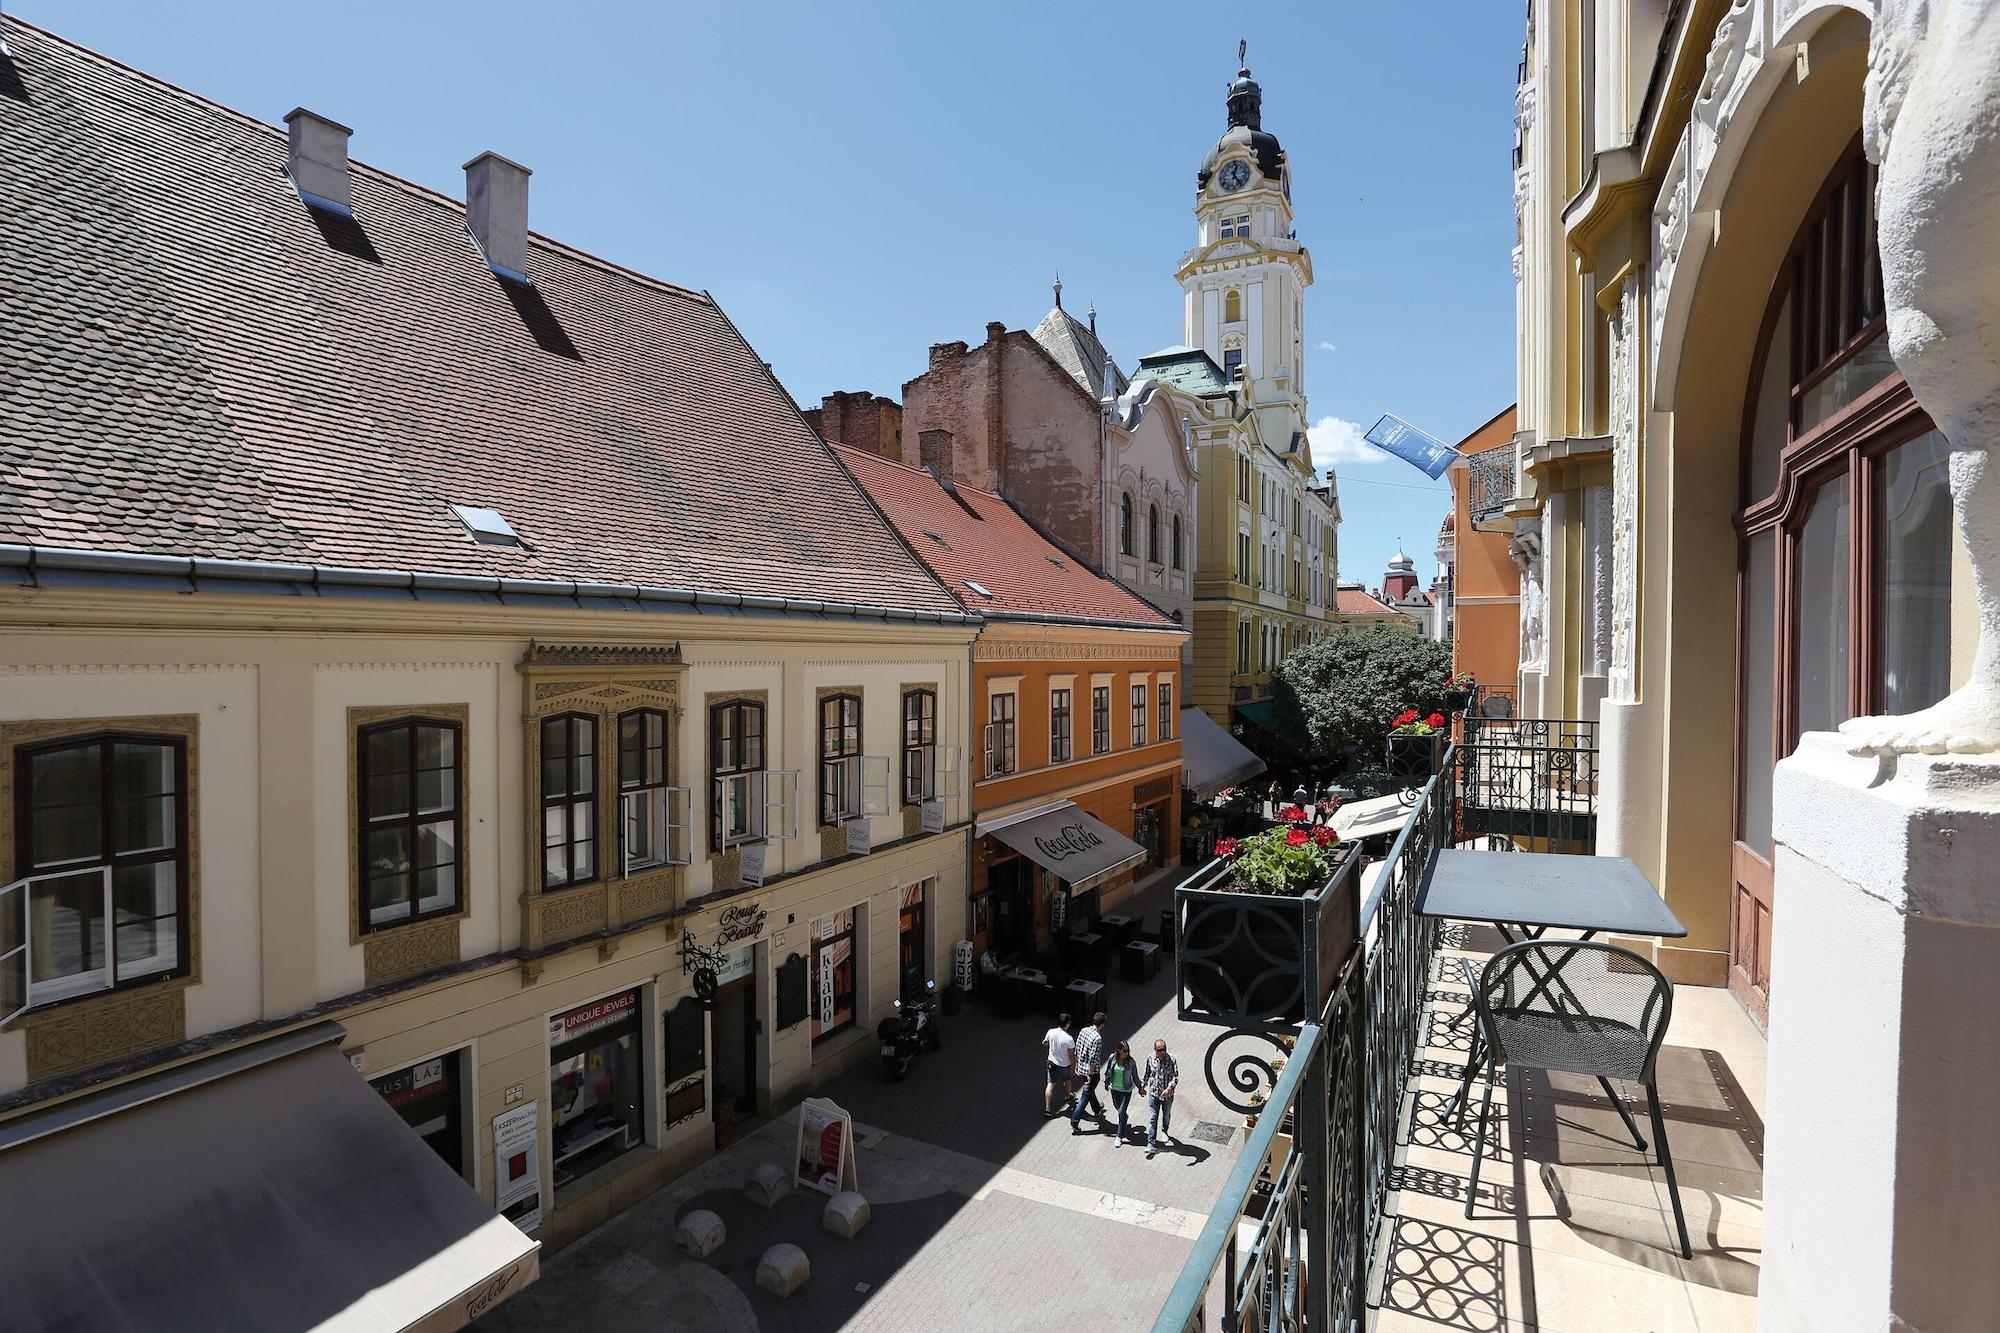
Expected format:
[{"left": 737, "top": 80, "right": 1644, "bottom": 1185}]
[{"left": 1362, "top": 414, "right": 1459, "bottom": 480}]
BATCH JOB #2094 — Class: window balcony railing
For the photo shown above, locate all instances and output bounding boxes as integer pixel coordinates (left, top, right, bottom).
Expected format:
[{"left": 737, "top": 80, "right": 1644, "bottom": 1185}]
[
  {"left": 1466, "top": 449, "right": 1515, "bottom": 531},
  {"left": 1456, "top": 716, "right": 1598, "bottom": 855},
  {"left": 1155, "top": 758, "right": 1453, "bottom": 1332}
]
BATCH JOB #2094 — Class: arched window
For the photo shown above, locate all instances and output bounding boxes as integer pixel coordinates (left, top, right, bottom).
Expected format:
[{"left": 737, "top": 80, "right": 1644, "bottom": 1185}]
[
  {"left": 1147, "top": 505, "right": 1161, "bottom": 564},
  {"left": 1730, "top": 136, "right": 1950, "bottom": 1014},
  {"left": 1171, "top": 513, "right": 1184, "bottom": 570},
  {"left": 1119, "top": 492, "right": 1134, "bottom": 556},
  {"left": 1224, "top": 289, "right": 1242, "bottom": 324}
]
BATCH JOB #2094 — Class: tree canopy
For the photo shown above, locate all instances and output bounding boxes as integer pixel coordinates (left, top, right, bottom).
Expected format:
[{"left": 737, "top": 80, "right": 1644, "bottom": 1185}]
[{"left": 1270, "top": 629, "right": 1455, "bottom": 783}]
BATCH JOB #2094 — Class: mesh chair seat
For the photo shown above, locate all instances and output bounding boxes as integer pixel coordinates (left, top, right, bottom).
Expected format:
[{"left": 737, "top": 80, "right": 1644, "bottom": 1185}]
[{"left": 1485, "top": 1007, "right": 1649, "bottom": 1080}]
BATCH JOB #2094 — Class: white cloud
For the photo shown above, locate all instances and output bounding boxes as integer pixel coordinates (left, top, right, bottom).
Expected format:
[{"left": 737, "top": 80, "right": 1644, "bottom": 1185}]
[
  {"left": 1308, "top": 415, "right": 1385, "bottom": 467},
  {"left": 1314, "top": 340, "right": 1338, "bottom": 353}
]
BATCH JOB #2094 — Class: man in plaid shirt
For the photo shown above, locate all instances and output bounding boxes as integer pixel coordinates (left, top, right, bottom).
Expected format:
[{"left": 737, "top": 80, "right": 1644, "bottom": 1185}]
[
  {"left": 1143, "top": 1038, "right": 1179, "bottom": 1158},
  {"left": 1068, "top": 1012, "right": 1110, "bottom": 1133}
]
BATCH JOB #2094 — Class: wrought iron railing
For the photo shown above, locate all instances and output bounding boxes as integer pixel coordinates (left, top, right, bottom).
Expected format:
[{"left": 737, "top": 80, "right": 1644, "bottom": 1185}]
[
  {"left": 1155, "top": 757, "right": 1452, "bottom": 1333},
  {"left": 1466, "top": 681, "right": 1516, "bottom": 720},
  {"left": 1457, "top": 716, "right": 1598, "bottom": 854},
  {"left": 1465, "top": 449, "right": 1515, "bottom": 529}
]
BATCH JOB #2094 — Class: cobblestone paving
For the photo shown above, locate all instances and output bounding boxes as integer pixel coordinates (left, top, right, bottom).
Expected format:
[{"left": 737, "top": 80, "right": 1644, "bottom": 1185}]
[{"left": 480, "top": 875, "right": 1246, "bottom": 1331}]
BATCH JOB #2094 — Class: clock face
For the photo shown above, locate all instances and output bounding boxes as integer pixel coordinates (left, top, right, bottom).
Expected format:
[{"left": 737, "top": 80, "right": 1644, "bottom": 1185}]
[{"left": 1219, "top": 160, "right": 1252, "bottom": 193}]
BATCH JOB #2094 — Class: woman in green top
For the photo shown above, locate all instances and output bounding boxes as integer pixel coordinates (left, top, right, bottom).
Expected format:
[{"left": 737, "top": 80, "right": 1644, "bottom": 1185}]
[{"left": 1103, "top": 1041, "right": 1142, "bottom": 1146}]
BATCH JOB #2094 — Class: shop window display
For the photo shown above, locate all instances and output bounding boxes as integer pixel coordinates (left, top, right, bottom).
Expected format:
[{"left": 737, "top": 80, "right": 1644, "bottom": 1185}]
[
  {"left": 370, "top": 1050, "right": 464, "bottom": 1177},
  {"left": 811, "top": 908, "right": 857, "bottom": 1043},
  {"left": 548, "top": 990, "right": 644, "bottom": 1185}
]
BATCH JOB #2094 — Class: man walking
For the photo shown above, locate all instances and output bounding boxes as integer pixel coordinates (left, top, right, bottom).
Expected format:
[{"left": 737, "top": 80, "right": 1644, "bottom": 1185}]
[
  {"left": 1143, "top": 1038, "right": 1179, "bottom": 1158},
  {"left": 1069, "top": 1012, "right": 1110, "bottom": 1134},
  {"left": 1041, "top": 1014, "right": 1077, "bottom": 1117}
]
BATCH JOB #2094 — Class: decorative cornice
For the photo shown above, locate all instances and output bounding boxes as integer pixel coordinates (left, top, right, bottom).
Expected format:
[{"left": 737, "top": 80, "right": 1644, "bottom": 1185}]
[{"left": 521, "top": 640, "right": 684, "bottom": 668}]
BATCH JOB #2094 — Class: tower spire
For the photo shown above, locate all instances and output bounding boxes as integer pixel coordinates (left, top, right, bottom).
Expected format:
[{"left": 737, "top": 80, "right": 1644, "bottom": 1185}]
[{"left": 1053, "top": 272, "right": 1063, "bottom": 310}]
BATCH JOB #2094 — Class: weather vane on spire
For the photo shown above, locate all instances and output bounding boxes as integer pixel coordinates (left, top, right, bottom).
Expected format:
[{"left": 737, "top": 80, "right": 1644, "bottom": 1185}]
[
  {"left": 1053, "top": 272, "right": 1063, "bottom": 310},
  {"left": 1238, "top": 38, "right": 1247, "bottom": 68}
]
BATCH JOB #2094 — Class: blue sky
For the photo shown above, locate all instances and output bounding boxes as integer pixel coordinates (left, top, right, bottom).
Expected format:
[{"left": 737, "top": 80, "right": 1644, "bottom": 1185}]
[{"left": 39, "top": 1, "right": 1521, "bottom": 585}]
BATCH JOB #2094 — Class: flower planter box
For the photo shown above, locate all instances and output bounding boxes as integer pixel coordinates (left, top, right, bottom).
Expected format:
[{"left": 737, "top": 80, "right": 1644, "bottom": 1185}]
[
  {"left": 1174, "top": 841, "right": 1360, "bottom": 1026},
  {"left": 1441, "top": 687, "right": 1474, "bottom": 713},
  {"left": 1385, "top": 730, "right": 1446, "bottom": 786}
]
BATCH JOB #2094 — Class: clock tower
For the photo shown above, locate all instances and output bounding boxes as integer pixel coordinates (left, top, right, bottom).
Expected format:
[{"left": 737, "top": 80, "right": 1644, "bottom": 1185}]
[{"left": 1178, "top": 50, "right": 1313, "bottom": 424}]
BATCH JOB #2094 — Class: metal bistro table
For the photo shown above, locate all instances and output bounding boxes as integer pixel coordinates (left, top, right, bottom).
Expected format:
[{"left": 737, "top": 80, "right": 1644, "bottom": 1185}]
[{"left": 1416, "top": 850, "right": 1687, "bottom": 1115}]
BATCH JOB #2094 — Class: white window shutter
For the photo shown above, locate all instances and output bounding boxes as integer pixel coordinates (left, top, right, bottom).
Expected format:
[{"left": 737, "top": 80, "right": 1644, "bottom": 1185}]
[
  {"left": 861, "top": 755, "right": 892, "bottom": 818},
  {"left": 714, "top": 775, "right": 736, "bottom": 847},
  {"left": 0, "top": 876, "right": 28, "bottom": 1025},
  {"left": 765, "top": 770, "right": 799, "bottom": 841},
  {"left": 936, "top": 742, "right": 961, "bottom": 802},
  {"left": 665, "top": 787, "right": 691, "bottom": 865}
]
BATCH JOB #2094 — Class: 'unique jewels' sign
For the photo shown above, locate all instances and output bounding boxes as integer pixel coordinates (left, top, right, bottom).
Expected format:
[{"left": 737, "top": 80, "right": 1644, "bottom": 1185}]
[
  {"left": 1034, "top": 822, "right": 1105, "bottom": 862},
  {"left": 551, "top": 989, "right": 637, "bottom": 1044}
]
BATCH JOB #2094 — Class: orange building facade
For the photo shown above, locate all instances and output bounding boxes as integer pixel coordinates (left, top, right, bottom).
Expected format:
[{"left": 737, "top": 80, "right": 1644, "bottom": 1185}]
[
  {"left": 969, "top": 623, "right": 1185, "bottom": 957},
  {"left": 1446, "top": 406, "right": 1522, "bottom": 693}
]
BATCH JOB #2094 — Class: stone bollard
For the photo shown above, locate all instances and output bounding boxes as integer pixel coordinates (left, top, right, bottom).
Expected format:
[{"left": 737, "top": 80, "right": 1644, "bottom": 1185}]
[
  {"left": 743, "top": 1161, "right": 792, "bottom": 1208},
  {"left": 672, "top": 1208, "right": 726, "bottom": 1261},
  {"left": 755, "top": 1242, "right": 810, "bottom": 1298},
  {"left": 821, "top": 1190, "right": 872, "bottom": 1239}
]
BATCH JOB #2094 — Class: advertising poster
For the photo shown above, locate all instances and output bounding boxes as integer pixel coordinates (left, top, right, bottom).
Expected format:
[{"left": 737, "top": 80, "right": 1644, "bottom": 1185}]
[
  {"left": 793, "top": 1097, "right": 857, "bottom": 1195},
  {"left": 493, "top": 1102, "right": 542, "bottom": 1233}
]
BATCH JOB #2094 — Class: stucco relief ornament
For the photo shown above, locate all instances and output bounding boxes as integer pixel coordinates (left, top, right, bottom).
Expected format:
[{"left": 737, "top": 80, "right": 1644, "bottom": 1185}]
[{"left": 1842, "top": 0, "right": 2000, "bottom": 756}]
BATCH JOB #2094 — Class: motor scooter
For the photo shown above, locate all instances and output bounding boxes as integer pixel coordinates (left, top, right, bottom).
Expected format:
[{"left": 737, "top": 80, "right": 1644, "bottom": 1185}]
[{"left": 876, "top": 979, "right": 942, "bottom": 1079}]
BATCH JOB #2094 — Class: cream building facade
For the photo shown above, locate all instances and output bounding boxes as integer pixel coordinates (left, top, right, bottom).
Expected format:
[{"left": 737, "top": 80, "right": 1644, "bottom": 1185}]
[{"left": 1516, "top": 1, "right": 2000, "bottom": 1325}]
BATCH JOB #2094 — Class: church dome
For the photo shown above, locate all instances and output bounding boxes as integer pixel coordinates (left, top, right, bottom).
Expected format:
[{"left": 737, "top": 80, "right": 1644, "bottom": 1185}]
[{"left": 1197, "top": 62, "right": 1286, "bottom": 191}]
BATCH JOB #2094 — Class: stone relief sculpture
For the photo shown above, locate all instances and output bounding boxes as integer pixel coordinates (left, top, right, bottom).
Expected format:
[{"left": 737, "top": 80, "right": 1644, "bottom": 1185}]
[
  {"left": 1842, "top": 0, "right": 2000, "bottom": 755},
  {"left": 1512, "top": 520, "right": 1546, "bottom": 672}
]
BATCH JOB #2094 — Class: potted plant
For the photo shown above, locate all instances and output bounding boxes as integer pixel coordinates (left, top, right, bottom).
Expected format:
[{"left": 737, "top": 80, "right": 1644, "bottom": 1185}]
[
  {"left": 1176, "top": 810, "right": 1360, "bottom": 1025},
  {"left": 1442, "top": 670, "right": 1476, "bottom": 713},
  {"left": 1385, "top": 708, "right": 1449, "bottom": 784},
  {"left": 1245, "top": 1089, "right": 1266, "bottom": 1131}
]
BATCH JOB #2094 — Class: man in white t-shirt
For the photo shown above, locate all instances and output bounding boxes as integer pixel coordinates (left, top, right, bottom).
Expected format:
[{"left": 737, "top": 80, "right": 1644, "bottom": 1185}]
[{"left": 1041, "top": 1014, "right": 1077, "bottom": 1117}]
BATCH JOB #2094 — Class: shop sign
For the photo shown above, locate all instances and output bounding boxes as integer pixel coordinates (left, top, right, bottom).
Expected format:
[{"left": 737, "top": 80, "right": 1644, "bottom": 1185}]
[
  {"left": 1134, "top": 776, "right": 1174, "bottom": 804},
  {"left": 665, "top": 1078, "right": 706, "bottom": 1129},
  {"left": 921, "top": 799, "right": 945, "bottom": 834},
  {"left": 492, "top": 1102, "right": 542, "bottom": 1233},
  {"left": 817, "top": 946, "right": 837, "bottom": 1029},
  {"left": 738, "top": 842, "right": 768, "bottom": 887},
  {"left": 1033, "top": 821, "right": 1105, "bottom": 863},
  {"left": 717, "top": 902, "right": 766, "bottom": 946},
  {"left": 714, "top": 944, "right": 755, "bottom": 988},
  {"left": 551, "top": 990, "right": 638, "bottom": 1045},
  {"left": 372, "top": 1055, "right": 449, "bottom": 1111},
  {"left": 794, "top": 1097, "right": 858, "bottom": 1195},
  {"left": 845, "top": 818, "right": 872, "bottom": 856}
]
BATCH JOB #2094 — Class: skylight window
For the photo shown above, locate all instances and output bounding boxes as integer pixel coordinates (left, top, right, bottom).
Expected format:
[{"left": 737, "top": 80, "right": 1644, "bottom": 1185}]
[
  {"left": 1046, "top": 556, "right": 1066, "bottom": 570},
  {"left": 450, "top": 504, "right": 521, "bottom": 547},
  {"left": 923, "top": 529, "right": 951, "bottom": 549},
  {"left": 963, "top": 580, "right": 994, "bottom": 600}
]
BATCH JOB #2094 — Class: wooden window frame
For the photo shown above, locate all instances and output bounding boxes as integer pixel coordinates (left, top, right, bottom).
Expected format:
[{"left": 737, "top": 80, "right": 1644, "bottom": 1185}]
[
  {"left": 986, "top": 690, "right": 1017, "bottom": 777},
  {"left": 1158, "top": 681, "right": 1174, "bottom": 742},
  {"left": 1050, "top": 688, "right": 1073, "bottom": 764},
  {"left": 1172, "top": 513, "right": 1185, "bottom": 570},
  {"left": 1130, "top": 684, "right": 1148, "bottom": 747},
  {"left": 1119, "top": 493, "right": 1135, "bottom": 557},
  {"left": 1148, "top": 504, "right": 1162, "bottom": 565},
  {"left": 358, "top": 717, "right": 464, "bottom": 934},
  {"left": 1091, "top": 685, "right": 1111, "bottom": 755},
  {"left": 818, "top": 693, "right": 862, "bottom": 827},
  {"left": 900, "top": 688, "right": 937, "bottom": 806},
  {"left": 709, "top": 700, "right": 766, "bottom": 852},
  {"left": 13, "top": 731, "right": 192, "bottom": 1007},
  {"left": 539, "top": 713, "right": 598, "bottom": 891},
  {"left": 616, "top": 707, "right": 669, "bottom": 874}
]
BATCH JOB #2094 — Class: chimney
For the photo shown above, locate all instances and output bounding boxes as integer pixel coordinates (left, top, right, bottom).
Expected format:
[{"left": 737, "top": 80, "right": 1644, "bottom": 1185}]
[
  {"left": 285, "top": 108, "right": 354, "bottom": 214},
  {"left": 985, "top": 321, "right": 1007, "bottom": 345},
  {"left": 919, "top": 429, "right": 954, "bottom": 481},
  {"left": 464, "top": 152, "right": 532, "bottom": 282},
  {"left": 928, "top": 340, "right": 968, "bottom": 371}
]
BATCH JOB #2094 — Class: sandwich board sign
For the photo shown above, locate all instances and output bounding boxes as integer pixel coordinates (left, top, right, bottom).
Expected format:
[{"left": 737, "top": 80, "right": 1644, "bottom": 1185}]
[{"left": 794, "top": 1097, "right": 858, "bottom": 1195}]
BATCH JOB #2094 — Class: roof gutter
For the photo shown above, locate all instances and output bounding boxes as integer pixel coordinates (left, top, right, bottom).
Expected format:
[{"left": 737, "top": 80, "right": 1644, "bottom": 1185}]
[{"left": 0, "top": 544, "right": 983, "bottom": 626}]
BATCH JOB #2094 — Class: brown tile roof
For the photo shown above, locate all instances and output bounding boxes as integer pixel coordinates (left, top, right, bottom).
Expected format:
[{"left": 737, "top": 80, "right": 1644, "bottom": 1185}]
[
  {"left": 0, "top": 17, "right": 963, "bottom": 620},
  {"left": 1336, "top": 586, "right": 1397, "bottom": 615},
  {"left": 830, "top": 446, "right": 1181, "bottom": 630}
]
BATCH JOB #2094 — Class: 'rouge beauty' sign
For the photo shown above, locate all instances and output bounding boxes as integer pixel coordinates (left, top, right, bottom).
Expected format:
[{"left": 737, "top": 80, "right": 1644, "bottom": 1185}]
[{"left": 1034, "top": 822, "right": 1105, "bottom": 862}]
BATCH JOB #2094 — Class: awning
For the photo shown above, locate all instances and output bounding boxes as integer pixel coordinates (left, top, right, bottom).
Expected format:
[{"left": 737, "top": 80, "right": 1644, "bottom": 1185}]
[
  {"left": 1232, "top": 698, "right": 1281, "bottom": 733},
  {"left": 1180, "top": 706, "right": 1266, "bottom": 798},
  {"left": 0, "top": 1023, "right": 538, "bottom": 1333},
  {"left": 984, "top": 802, "right": 1148, "bottom": 893}
]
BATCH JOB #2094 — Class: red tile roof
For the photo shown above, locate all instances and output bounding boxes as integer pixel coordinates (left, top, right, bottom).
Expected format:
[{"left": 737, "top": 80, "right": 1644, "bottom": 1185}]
[
  {"left": 1336, "top": 587, "right": 1398, "bottom": 615},
  {"left": 0, "top": 17, "right": 962, "bottom": 620},
  {"left": 831, "top": 446, "right": 1181, "bottom": 629}
]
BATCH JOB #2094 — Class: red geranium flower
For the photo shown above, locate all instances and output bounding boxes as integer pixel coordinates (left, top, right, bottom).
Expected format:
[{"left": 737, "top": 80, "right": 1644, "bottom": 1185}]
[
  {"left": 1215, "top": 837, "right": 1238, "bottom": 858},
  {"left": 1310, "top": 826, "right": 1337, "bottom": 847},
  {"left": 1278, "top": 803, "right": 1307, "bottom": 823},
  {"left": 1285, "top": 827, "right": 1309, "bottom": 847},
  {"left": 1426, "top": 713, "right": 1447, "bottom": 729},
  {"left": 1395, "top": 708, "right": 1420, "bottom": 727}
]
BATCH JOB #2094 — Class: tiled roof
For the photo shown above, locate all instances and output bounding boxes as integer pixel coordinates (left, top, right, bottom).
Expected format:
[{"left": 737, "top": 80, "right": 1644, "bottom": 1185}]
[
  {"left": 1030, "top": 305, "right": 1128, "bottom": 400},
  {"left": 831, "top": 446, "right": 1180, "bottom": 630},
  {"left": 0, "top": 18, "right": 962, "bottom": 619},
  {"left": 1336, "top": 587, "right": 1397, "bottom": 616}
]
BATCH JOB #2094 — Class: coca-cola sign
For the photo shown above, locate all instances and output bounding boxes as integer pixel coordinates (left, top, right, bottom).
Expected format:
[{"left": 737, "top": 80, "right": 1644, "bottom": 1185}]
[{"left": 1034, "top": 822, "right": 1105, "bottom": 862}]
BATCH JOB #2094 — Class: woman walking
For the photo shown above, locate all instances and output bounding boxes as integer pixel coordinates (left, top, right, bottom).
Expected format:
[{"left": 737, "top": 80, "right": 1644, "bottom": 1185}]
[{"left": 1102, "top": 1040, "right": 1142, "bottom": 1146}]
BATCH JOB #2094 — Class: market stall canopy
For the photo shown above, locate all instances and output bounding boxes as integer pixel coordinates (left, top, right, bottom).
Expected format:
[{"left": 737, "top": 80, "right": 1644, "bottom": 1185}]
[
  {"left": 1179, "top": 706, "right": 1266, "bottom": 798},
  {"left": 0, "top": 1023, "right": 537, "bottom": 1333},
  {"left": 1231, "top": 698, "right": 1281, "bottom": 734},
  {"left": 981, "top": 801, "right": 1148, "bottom": 893},
  {"left": 1332, "top": 789, "right": 1421, "bottom": 841}
]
